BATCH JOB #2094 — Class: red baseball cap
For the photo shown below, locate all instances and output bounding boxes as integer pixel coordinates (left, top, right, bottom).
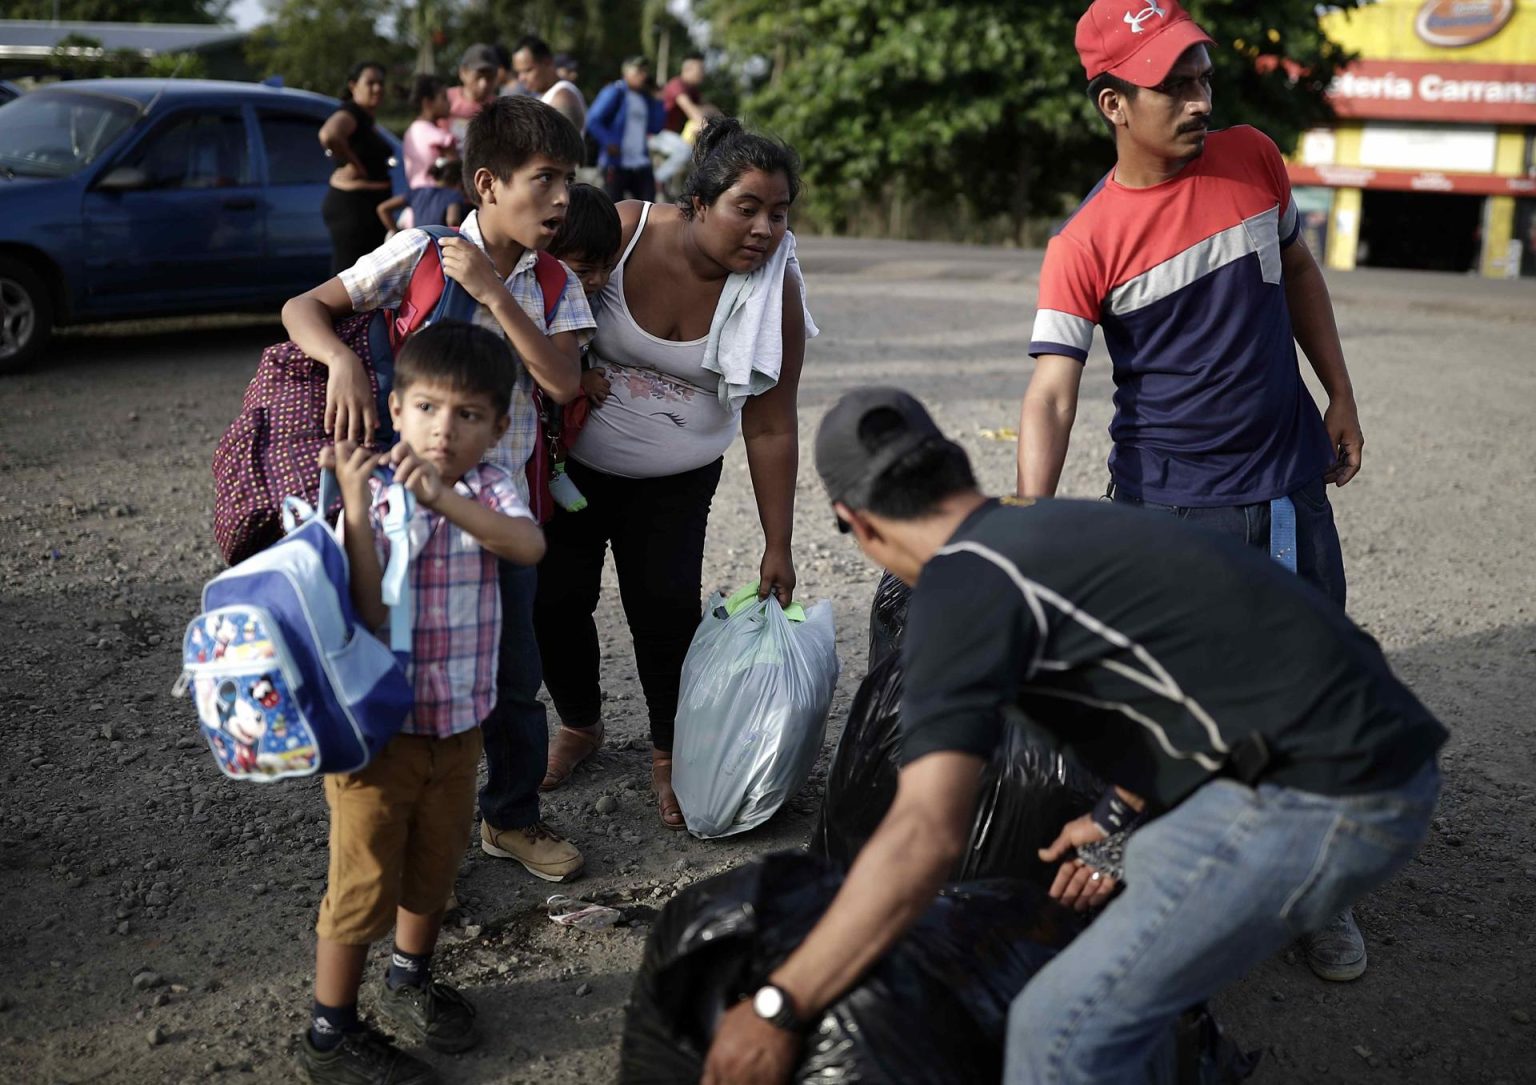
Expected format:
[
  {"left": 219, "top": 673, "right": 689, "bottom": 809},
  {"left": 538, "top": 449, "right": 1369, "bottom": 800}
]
[{"left": 1075, "top": 0, "right": 1216, "bottom": 87}]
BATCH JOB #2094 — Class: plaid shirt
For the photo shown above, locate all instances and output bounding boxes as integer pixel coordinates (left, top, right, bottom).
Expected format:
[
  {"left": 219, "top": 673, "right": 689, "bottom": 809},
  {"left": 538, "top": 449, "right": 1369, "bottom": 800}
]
[
  {"left": 339, "top": 210, "right": 596, "bottom": 500},
  {"left": 367, "top": 463, "right": 532, "bottom": 738}
]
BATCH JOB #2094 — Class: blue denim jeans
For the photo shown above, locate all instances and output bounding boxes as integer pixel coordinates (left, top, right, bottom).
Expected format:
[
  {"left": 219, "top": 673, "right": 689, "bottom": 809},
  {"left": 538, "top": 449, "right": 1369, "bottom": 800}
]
[
  {"left": 478, "top": 560, "right": 546, "bottom": 830},
  {"left": 1005, "top": 761, "right": 1439, "bottom": 1084},
  {"left": 1109, "top": 475, "right": 1347, "bottom": 608}
]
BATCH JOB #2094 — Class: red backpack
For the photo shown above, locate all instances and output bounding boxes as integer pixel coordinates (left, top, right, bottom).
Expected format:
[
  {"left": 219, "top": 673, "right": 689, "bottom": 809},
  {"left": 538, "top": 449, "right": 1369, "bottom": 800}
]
[{"left": 212, "top": 228, "right": 570, "bottom": 564}]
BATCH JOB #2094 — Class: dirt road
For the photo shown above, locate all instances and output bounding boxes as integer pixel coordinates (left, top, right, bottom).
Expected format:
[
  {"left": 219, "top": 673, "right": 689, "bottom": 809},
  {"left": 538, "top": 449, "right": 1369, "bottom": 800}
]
[{"left": 1, "top": 239, "right": 1533, "bottom": 1084}]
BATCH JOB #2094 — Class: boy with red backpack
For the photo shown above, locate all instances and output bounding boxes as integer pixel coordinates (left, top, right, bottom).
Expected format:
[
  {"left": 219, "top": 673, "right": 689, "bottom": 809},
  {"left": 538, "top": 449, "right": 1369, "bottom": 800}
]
[{"left": 282, "top": 95, "right": 596, "bottom": 892}]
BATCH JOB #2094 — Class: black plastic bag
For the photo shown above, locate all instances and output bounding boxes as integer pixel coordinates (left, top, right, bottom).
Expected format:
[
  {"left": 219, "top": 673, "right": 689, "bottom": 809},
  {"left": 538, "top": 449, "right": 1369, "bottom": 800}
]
[
  {"left": 619, "top": 852, "right": 1257, "bottom": 1085},
  {"left": 812, "top": 653, "right": 1104, "bottom": 890},
  {"left": 866, "top": 570, "right": 909, "bottom": 673},
  {"left": 619, "top": 852, "right": 1082, "bottom": 1085}
]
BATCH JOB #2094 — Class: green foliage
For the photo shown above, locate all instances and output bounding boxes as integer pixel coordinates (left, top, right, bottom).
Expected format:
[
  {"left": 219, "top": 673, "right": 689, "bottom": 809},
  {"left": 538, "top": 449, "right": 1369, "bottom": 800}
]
[
  {"left": 246, "top": 0, "right": 407, "bottom": 98},
  {"left": 5, "top": 0, "right": 227, "bottom": 21},
  {"left": 697, "top": 0, "right": 1361, "bottom": 237}
]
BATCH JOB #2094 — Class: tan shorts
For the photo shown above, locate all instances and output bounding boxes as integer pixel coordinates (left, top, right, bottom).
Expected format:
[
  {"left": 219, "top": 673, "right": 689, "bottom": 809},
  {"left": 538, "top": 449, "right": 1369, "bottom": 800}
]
[{"left": 316, "top": 729, "right": 482, "bottom": 945}]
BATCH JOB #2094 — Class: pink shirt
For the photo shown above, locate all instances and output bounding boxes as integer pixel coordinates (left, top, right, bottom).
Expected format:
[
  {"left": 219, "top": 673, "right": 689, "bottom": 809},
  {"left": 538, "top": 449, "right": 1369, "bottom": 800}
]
[{"left": 403, "top": 118, "right": 456, "bottom": 190}]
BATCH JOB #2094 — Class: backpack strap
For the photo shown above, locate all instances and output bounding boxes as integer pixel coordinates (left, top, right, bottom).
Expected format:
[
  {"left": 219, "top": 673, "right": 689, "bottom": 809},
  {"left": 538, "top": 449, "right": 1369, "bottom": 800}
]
[
  {"left": 392, "top": 226, "right": 477, "bottom": 345},
  {"left": 282, "top": 468, "right": 416, "bottom": 656},
  {"left": 533, "top": 250, "right": 566, "bottom": 327}
]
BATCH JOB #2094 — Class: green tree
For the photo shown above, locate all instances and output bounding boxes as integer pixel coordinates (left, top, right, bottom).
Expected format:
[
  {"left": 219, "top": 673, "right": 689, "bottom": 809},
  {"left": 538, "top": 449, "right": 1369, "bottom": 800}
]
[
  {"left": 7, "top": 0, "right": 228, "bottom": 22},
  {"left": 246, "top": 0, "right": 406, "bottom": 97},
  {"left": 697, "top": 0, "right": 1361, "bottom": 239}
]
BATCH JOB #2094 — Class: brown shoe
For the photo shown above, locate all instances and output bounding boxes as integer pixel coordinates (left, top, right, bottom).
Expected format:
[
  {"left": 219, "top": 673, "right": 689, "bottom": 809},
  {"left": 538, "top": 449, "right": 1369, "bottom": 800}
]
[
  {"left": 540, "top": 723, "right": 604, "bottom": 791},
  {"left": 481, "top": 819, "right": 585, "bottom": 882}
]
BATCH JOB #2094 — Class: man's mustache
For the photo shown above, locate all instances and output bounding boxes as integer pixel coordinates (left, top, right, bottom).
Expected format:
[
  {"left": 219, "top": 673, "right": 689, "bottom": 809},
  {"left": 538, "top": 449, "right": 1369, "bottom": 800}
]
[{"left": 1178, "top": 120, "right": 1210, "bottom": 134}]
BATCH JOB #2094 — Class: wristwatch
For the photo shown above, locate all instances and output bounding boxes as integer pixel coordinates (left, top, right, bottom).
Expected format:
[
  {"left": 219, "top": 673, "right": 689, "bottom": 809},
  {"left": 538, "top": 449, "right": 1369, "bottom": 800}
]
[{"left": 750, "top": 983, "right": 805, "bottom": 1032}]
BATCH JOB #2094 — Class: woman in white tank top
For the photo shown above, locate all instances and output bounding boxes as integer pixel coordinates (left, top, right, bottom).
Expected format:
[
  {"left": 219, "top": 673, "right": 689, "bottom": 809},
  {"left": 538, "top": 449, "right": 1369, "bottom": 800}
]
[{"left": 534, "top": 119, "right": 809, "bottom": 830}]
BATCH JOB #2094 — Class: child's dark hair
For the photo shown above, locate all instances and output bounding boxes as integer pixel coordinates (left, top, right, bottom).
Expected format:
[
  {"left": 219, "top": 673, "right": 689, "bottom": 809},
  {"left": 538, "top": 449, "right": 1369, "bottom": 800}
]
[
  {"left": 394, "top": 322, "right": 517, "bottom": 417},
  {"left": 462, "top": 96, "right": 584, "bottom": 203},
  {"left": 341, "top": 60, "right": 384, "bottom": 102},
  {"left": 677, "top": 117, "right": 801, "bottom": 219},
  {"left": 859, "top": 409, "right": 976, "bottom": 520},
  {"left": 549, "top": 183, "right": 621, "bottom": 263},
  {"left": 429, "top": 158, "right": 463, "bottom": 188},
  {"left": 412, "top": 73, "right": 446, "bottom": 111}
]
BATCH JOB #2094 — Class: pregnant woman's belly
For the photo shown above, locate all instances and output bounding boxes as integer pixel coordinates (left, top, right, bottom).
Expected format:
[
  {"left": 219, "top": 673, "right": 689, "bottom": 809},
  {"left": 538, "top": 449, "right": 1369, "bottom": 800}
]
[{"left": 570, "top": 361, "right": 740, "bottom": 479}]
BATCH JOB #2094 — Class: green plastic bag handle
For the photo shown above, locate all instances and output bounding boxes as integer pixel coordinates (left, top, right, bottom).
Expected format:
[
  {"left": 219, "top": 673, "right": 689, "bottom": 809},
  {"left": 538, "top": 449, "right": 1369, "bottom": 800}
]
[{"left": 723, "top": 580, "right": 807, "bottom": 623}]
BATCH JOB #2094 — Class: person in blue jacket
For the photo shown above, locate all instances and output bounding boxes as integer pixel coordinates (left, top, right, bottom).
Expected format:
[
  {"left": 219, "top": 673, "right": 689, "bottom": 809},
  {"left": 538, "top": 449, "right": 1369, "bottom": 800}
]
[{"left": 586, "top": 56, "right": 666, "bottom": 203}]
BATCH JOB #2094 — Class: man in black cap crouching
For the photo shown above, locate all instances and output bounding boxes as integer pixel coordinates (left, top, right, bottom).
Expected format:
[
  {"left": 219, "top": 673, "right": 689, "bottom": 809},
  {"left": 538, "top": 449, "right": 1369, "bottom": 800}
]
[{"left": 702, "top": 387, "right": 1444, "bottom": 1085}]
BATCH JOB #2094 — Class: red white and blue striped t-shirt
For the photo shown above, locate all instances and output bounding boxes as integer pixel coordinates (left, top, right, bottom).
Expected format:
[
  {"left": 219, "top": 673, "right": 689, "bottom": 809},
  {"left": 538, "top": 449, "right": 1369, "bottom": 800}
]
[{"left": 1028, "top": 125, "right": 1332, "bottom": 507}]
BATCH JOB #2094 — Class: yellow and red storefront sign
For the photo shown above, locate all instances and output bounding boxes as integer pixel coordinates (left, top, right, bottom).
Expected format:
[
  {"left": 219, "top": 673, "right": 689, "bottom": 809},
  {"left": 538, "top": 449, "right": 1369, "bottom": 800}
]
[{"left": 1292, "top": 0, "right": 1536, "bottom": 276}]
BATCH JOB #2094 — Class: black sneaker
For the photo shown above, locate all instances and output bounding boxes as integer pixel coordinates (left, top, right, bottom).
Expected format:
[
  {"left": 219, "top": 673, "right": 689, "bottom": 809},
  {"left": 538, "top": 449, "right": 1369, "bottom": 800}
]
[
  {"left": 294, "top": 1023, "right": 439, "bottom": 1084},
  {"left": 374, "top": 979, "right": 480, "bottom": 1053}
]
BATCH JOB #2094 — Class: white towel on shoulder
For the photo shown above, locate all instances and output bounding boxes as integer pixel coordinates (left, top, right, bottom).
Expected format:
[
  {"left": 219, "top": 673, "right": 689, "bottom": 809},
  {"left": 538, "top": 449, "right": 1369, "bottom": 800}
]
[{"left": 701, "top": 231, "right": 820, "bottom": 413}]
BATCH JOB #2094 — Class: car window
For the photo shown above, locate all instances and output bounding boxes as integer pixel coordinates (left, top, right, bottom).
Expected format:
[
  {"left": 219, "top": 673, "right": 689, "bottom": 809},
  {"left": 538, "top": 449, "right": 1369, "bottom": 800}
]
[
  {"left": 0, "top": 91, "right": 139, "bottom": 178},
  {"left": 121, "top": 110, "right": 252, "bottom": 190},
  {"left": 258, "top": 111, "right": 331, "bottom": 185}
]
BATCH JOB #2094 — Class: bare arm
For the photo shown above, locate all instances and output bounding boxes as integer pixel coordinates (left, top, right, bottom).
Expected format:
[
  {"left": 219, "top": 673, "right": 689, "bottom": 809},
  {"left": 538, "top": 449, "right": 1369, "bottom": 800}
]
[
  {"left": 1282, "top": 239, "right": 1363, "bottom": 486},
  {"left": 376, "top": 195, "right": 406, "bottom": 233},
  {"left": 317, "top": 109, "right": 364, "bottom": 175},
  {"left": 430, "top": 489, "right": 546, "bottom": 564},
  {"left": 740, "top": 274, "right": 804, "bottom": 604},
  {"left": 1017, "top": 354, "right": 1085, "bottom": 497},
  {"left": 280, "top": 277, "right": 375, "bottom": 444},
  {"left": 701, "top": 753, "right": 983, "bottom": 1083},
  {"left": 387, "top": 444, "right": 547, "bottom": 565}
]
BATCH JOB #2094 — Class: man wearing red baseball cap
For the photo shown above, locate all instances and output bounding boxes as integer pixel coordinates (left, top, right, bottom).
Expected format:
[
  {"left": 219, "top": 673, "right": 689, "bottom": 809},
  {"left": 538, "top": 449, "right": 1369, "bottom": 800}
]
[{"left": 1018, "top": 0, "right": 1368, "bottom": 985}]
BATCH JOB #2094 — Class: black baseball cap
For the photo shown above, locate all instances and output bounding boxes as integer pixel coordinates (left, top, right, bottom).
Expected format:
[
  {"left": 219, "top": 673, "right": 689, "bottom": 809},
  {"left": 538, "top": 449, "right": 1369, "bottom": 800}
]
[{"left": 815, "top": 387, "right": 947, "bottom": 513}]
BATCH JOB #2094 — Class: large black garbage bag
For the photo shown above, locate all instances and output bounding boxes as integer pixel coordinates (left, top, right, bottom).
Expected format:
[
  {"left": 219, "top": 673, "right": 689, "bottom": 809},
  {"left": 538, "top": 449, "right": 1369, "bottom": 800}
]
[
  {"left": 619, "top": 851, "right": 1081, "bottom": 1085},
  {"left": 812, "top": 653, "right": 1104, "bottom": 890},
  {"left": 866, "top": 570, "right": 909, "bottom": 673},
  {"left": 619, "top": 852, "right": 1257, "bottom": 1085}
]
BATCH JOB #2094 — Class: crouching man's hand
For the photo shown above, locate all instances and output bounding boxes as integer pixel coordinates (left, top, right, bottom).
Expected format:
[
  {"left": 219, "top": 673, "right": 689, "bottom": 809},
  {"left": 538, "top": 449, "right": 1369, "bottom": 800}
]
[
  {"left": 702, "top": 999, "right": 800, "bottom": 1085},
  {"left": 1039, "top": 814, "right": 1117, "bottom": 912}
]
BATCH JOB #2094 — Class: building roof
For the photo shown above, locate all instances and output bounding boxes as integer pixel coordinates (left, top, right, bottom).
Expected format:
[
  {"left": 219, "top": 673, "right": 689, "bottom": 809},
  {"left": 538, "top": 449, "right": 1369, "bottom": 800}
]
[{"left": 0, "top": 20, "right": 247, "bottom": 60}]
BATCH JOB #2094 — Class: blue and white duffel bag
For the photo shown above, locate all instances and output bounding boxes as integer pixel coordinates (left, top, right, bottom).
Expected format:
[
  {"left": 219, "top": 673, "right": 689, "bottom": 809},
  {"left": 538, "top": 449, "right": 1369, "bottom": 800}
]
[{"left": 175, "top": 470, "right": 415, "bottom": 781}]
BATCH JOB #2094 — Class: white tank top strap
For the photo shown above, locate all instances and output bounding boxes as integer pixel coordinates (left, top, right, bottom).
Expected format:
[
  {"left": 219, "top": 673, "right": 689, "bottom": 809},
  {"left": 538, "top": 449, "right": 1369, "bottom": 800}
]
[{"left": 620, "top": 201, "right": 652, "bottom": 267}]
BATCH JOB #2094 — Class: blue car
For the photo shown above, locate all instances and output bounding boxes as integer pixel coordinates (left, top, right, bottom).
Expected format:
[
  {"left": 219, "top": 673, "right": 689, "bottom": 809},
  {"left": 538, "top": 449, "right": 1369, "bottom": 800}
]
[{"left": 0, "top": 79, "right": 405, "bottom": 371}]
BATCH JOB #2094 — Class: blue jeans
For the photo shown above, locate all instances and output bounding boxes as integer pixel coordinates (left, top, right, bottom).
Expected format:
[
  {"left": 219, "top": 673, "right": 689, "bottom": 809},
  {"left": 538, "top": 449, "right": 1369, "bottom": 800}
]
[
  {"left": 1109, "top": 475, "right": 1347, "bottom": 608},
  {"left": 478, "top": 560, "right": 546, "bottom": 830},
  {"left": 1005, "top": 761, "right": 1439, "bottom": 1084}
]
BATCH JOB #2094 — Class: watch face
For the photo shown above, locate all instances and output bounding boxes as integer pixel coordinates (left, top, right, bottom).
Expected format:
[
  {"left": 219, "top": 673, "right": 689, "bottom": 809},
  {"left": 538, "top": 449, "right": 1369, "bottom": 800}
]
[{"left": 753, "top": 986, "right": 785, "bottom": 1019}]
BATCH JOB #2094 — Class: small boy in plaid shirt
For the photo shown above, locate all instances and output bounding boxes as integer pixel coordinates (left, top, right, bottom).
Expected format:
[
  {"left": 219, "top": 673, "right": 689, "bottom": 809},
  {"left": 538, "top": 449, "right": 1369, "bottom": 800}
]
[{"left": 299, "top": 322, "right": 545, "bottom": 1084}]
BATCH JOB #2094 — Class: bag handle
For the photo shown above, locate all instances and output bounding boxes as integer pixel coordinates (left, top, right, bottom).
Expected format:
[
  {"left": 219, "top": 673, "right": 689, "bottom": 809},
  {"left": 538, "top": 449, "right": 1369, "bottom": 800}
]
[{"left": 282, "top": 468, "right": 416, "bottom": 656}]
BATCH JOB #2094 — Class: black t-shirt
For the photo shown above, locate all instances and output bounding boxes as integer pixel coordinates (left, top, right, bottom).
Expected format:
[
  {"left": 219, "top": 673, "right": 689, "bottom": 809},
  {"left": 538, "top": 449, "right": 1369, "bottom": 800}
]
[
  {"left": 341, "top": 101, "right": 393, "bottom": 184},
  {"left": 899, "top": 498, "right": 1445, "bottom": 810}
]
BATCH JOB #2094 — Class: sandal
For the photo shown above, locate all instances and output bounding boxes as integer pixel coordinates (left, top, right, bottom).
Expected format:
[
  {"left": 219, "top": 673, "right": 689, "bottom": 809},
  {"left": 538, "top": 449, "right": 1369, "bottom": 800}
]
[
  {"left": 540, "top": 723, "right": 604, "bottom": 792},
  {"left": 651, "top": 753, "right": 686, "bottom": 831}
]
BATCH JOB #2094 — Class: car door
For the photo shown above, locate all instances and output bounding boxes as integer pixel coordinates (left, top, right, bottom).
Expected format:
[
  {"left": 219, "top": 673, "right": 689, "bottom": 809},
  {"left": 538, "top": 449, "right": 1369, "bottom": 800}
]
[
  {"left": 254, "top": 107, "right": 335, "bottom": 297},
  {"left": 82, "top": 105, "right": 262, "bottom": 308}
]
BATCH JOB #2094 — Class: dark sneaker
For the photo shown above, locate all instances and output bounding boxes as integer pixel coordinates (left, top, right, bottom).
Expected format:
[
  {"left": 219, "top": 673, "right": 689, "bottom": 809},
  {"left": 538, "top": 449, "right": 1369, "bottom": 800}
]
[
  {"left": 293, "top": 1023, "right": 439, "bottom": 1084},
  {"left": 375, "top": 979, "right": 480, "bottom": 1053},
  {"left": 1301, "top": 906, "right": 1367, "bottom": 982}
]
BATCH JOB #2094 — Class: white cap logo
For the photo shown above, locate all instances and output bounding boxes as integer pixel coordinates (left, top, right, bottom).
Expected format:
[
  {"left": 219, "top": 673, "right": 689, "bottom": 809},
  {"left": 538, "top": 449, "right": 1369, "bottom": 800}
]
[{"left": 1125, "top": 0, "right": 1167, "bottom": 33}]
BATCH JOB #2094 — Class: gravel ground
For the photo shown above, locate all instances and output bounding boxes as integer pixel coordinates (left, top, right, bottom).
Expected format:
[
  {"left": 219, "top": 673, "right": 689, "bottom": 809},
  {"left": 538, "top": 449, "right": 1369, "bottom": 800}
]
[{"left": 0, "top": 238, "right": 1533, "bottom": 1084}]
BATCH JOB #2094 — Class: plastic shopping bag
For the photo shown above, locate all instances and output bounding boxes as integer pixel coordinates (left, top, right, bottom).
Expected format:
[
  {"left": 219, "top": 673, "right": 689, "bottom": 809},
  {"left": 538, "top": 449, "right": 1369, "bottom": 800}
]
[{"left": 672, "top": 586, "right": 839, "bottom": 839}]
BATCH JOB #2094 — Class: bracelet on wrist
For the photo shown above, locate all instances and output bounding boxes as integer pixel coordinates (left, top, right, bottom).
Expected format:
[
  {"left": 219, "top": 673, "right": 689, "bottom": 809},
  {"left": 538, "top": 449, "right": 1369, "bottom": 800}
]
[{"left": 1091, "top": 789, "right": 1143, "bottom": 837}]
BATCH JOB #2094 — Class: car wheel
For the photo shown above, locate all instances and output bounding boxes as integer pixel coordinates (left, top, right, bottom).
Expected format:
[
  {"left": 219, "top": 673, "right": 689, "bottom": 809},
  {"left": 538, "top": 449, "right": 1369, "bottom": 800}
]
[{"left": 0, "top": 256, "right": 54, "bottom": 374}]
